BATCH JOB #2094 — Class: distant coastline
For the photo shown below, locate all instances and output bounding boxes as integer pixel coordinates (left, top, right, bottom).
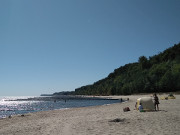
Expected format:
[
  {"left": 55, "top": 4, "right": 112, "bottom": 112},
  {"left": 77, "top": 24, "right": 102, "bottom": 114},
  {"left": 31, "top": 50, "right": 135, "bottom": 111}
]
[{"left": 40, "top": 94, "right": 53, "bottom": 96}]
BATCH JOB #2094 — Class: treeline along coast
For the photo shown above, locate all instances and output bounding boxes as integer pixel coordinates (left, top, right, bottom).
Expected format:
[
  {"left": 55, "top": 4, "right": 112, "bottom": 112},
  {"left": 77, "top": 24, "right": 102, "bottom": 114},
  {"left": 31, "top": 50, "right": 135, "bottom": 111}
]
[{"left": 74, "top": 43, "right": 180, "bottom": 95}]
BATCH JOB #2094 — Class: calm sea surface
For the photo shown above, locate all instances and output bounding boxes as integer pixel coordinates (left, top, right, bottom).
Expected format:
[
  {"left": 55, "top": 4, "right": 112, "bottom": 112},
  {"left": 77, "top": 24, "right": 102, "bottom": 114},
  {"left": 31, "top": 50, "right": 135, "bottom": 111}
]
[{"left": 0, "top": 96, "right": 120, "bottom": 118}]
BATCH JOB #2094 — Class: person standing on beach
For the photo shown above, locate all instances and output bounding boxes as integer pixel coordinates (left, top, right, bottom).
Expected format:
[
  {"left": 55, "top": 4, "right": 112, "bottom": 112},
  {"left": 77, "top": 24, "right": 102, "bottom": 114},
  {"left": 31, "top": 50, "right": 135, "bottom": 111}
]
[{"left": 154, "top": 93, "right": 159, "bottom": 111}]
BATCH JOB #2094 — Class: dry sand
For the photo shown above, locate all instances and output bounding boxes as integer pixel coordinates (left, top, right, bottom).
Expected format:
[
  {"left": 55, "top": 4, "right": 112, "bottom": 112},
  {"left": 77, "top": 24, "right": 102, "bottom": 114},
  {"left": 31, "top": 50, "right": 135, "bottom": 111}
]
[{"left": 0, "top": 94, "right": 180, "bottom": 135}]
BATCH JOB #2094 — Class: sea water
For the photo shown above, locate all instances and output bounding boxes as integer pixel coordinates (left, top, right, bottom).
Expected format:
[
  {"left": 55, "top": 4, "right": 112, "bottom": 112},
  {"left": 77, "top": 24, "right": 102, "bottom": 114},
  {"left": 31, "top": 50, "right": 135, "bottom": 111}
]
[{"left": 0, "top": 96, "right": 120, "bottom": 118}]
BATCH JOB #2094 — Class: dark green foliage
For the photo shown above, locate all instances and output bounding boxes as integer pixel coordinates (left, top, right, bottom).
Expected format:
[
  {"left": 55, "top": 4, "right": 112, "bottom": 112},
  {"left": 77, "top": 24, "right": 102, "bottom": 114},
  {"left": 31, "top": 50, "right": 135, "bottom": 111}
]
[
  {"left": 139, "top": 56, "right": 150, "bottom": 69},
  {"left": 75, "top": 43, "right": 180, "bottom": 95},
  {"left": 53, "top": 91, "right": 75, "bottom": 95}
]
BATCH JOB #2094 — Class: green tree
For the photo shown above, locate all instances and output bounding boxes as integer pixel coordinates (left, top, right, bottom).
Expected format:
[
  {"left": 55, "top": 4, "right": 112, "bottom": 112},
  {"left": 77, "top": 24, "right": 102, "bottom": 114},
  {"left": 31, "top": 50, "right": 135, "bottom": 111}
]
[{"left": 139, "top": 56, "right": 150, "bottom": 69}]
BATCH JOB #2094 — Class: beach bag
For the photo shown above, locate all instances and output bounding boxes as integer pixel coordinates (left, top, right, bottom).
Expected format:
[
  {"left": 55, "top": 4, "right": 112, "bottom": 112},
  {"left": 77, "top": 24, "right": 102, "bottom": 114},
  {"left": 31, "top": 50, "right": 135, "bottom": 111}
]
[{"left": 123, "top": 107, "right": 130, "bottom": 112}]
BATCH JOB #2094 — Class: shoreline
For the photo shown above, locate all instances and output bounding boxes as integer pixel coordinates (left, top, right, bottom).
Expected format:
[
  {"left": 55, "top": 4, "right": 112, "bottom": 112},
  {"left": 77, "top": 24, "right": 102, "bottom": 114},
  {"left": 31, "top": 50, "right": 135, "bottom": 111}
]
[
  {"left": 0, "top": 97, "right": 122, "bottom": 119},
  {"left": 0, "top": 94, "right": 180, "bottom": 135}
]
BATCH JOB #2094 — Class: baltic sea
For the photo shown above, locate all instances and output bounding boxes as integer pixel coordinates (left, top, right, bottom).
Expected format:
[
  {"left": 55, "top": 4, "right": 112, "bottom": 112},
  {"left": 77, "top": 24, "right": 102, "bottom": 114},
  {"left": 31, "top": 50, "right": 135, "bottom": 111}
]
[{"left": 0, "top": 96, "right": 120, "bottom": 118}]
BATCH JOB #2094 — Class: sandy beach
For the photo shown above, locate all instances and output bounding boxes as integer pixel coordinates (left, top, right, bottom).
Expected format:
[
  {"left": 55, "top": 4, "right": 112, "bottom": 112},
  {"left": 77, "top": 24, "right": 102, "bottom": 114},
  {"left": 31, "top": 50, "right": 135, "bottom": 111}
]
[{"left": 0, "top": 94, "right": 180, "bottom": 135}]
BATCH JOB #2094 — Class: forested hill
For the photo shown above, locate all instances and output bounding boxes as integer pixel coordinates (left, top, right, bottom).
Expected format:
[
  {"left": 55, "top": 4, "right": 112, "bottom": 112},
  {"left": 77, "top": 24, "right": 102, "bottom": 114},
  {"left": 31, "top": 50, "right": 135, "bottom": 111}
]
[{"left": 75, "top": 43, "right": 180, "bottom": 95}]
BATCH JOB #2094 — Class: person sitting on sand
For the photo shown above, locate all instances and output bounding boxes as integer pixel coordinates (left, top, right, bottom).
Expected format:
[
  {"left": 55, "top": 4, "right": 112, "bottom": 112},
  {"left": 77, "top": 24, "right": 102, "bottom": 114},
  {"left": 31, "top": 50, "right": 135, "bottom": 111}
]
[
  {"left": 138, "top": 103, "right": 143, "bottom": 112},
  {"left": 154, "top": 93, "right": 159, "bottom": 111}
]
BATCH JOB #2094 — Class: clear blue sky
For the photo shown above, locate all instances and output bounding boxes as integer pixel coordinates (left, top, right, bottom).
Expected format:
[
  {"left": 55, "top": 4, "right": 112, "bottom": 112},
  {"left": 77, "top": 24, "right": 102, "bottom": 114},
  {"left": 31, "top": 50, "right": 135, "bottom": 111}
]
[{"left": 0, "top": 0, "right": 180, "bottom": 96}]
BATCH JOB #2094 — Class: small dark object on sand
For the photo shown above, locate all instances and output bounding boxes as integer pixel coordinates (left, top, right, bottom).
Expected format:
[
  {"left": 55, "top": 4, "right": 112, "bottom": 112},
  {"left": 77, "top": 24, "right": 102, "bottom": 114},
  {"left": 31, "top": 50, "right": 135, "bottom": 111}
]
[
  {"left": 8, "top": 115, "right": 12, "bottom": 118},
  {"left": 109, "top": 118, "right": 125, "bottom": 123},
  {"left": 123, "top": 107, "right": 130, "bottom": 112},
  {"left": 21, "top": 114, "right": 25, "bottom": 117}
]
